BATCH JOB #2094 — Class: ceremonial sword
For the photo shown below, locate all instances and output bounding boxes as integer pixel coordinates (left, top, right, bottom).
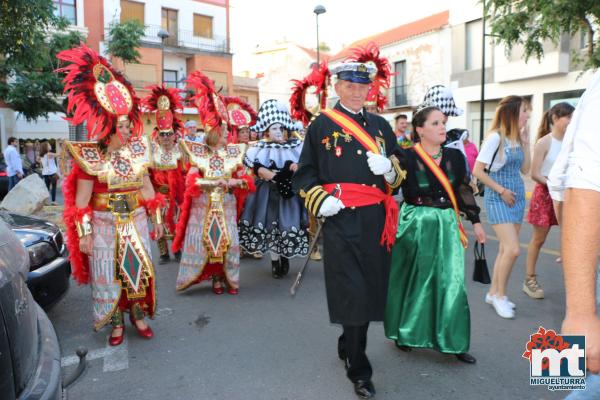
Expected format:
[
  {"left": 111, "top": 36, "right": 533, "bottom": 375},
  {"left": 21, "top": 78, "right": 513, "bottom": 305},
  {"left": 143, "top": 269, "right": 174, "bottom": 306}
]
[{"left": 290, "top": 184, "right": 341, "bottom": 296}]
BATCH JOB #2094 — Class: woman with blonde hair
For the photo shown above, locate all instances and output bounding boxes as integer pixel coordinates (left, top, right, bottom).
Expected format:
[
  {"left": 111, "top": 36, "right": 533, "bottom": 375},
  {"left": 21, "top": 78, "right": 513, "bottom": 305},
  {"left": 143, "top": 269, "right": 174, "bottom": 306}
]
[
  {"left": 524, "top": 102, "right": 574, "bottom": 299},
  {"left": 473, "top": 95, "right": 531, "bottom": 319}
]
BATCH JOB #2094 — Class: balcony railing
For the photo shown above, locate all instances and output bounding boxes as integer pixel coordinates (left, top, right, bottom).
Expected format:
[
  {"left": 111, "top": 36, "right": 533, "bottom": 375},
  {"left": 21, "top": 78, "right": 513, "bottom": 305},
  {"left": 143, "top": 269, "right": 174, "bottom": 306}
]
[
  {"left": 390, "top": 85, "right": 409, "bottom": 107},
  {"left": 141, "top": 25, "right": 229, "bottom": 53}
]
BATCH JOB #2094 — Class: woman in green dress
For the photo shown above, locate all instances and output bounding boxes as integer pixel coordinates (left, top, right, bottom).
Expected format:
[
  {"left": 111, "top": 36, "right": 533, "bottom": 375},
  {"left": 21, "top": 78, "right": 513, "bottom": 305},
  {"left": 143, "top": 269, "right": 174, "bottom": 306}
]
[{"left": 384, "top": 105, "right": 486, "bottom": 363}]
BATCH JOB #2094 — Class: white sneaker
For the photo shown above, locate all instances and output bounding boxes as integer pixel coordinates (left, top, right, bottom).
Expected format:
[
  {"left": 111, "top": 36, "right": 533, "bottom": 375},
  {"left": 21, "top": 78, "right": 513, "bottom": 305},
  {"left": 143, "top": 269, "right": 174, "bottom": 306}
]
[
  {"left": 492, "top": 296, "right": 515, "bottom": 319},
  {"left": 485, "top": 293, "right": 515, "bottom": 309}
]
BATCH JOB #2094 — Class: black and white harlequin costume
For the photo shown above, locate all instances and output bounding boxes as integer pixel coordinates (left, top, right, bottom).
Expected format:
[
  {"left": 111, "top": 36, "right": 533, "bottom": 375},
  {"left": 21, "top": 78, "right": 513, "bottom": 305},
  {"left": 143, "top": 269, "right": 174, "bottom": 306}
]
[
  {"left": 423, "top": 85, "right": 469, "bottom": 166},
  {"left": 239, "top": 99, "right": 309, "bottom": 278}
]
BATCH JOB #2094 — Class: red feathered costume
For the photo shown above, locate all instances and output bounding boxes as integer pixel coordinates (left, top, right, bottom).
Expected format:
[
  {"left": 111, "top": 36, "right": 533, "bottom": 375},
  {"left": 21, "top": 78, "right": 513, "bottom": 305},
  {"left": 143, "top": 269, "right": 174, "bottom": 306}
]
[
  {"left": 57, "top": 43, "right": 164, "bottom": 337},
  {"left": 172, "top": 70, "right": 255, "bottom": 294},
  {"left": 141, "top": 84, "right": 186, "bottom": 262}
]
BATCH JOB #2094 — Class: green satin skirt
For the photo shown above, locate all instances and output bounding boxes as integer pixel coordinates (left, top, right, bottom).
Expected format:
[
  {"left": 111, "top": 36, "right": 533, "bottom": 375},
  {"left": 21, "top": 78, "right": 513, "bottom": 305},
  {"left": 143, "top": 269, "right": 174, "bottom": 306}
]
[{"left": 384, "top": 204, "right": 470, "bottom": 353}]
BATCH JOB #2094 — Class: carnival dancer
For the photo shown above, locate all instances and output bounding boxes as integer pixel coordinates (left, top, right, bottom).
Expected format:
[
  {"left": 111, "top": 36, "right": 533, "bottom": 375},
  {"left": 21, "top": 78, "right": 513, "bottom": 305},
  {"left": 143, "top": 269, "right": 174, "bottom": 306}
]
[
  {"left": 57, "top": 43, "right": 164, "bottom": 346},
  {"left": 384, "top": 105, "right": 486, "bottom": 364},
  {"left": 224, "top": 96, "right": 257, "bottom": 146},
  {"left": 222, "top": 96, "right": 257, "bottom": 220},
  {"left": 293, "top": 61, "right": 405, "bottom": 399},
  {"left": 141, "top": 84, "right": 186, "bottom": 265},
  {"left": 290, "top": 61, "right": 331, "bottom": 262},
  {"left": 239, "top": 99, "right": 309, "bottom": 278},
  {"left": 173, "top": 71, "right": 254, "bottom": 295}
]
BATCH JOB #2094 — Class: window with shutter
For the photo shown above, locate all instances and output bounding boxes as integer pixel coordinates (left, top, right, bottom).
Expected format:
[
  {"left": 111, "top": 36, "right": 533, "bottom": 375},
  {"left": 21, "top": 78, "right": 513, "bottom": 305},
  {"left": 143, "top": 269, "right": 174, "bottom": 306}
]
[
  {"left": 193, "top": 14, "right": 213, "bottom": 39},
  {"left": 120, "top": 0, "right": 145, "bottom": 24}
]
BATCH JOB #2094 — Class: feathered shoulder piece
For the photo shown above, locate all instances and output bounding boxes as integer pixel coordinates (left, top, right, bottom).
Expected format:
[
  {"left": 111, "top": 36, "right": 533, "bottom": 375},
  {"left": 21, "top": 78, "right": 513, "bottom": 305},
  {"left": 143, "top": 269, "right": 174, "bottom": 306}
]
[
  {"left": 141, "top": 84, "right": 185, "bottom": 137},
  {"left": 186, "top": 70, "right": 229, "bottom": 129},
  {"left": 56, "top": 42, "right": 142, "bottom": 140},
  {"left": 348, "top": 42, "right": 392, "bottom": 112},
  {"left": 290, "top": 61, "right": 331, "bottom": 125}
]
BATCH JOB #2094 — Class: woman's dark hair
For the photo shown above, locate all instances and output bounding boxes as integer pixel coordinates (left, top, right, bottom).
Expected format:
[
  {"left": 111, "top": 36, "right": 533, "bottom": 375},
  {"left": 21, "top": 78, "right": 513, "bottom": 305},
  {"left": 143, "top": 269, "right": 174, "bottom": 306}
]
[
  {"left": 411, "top": 106, "right": 442, "bottom": 143},
  {"left": 536, "top": 102, "right": 575, "bottom": 141},
  {"left": 39, "top": 141, "right": 50, "bottom": 158}
]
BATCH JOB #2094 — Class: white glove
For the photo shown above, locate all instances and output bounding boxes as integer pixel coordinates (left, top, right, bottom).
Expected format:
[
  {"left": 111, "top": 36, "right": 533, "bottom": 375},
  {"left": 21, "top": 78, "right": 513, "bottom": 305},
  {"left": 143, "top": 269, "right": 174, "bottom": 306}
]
[
  {"left": 366, "top": 151, "right": 392, "bottom": 175},
  {"left": 318, "top": 195, "right": 345, "bottom": 217}
]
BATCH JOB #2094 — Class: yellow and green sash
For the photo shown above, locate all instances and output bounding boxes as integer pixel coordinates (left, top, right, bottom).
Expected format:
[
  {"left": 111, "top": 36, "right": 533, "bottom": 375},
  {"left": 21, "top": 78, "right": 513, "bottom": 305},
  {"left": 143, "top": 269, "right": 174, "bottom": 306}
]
[{"left": 413, "top": 143, "right": 468, "bottom": 248}]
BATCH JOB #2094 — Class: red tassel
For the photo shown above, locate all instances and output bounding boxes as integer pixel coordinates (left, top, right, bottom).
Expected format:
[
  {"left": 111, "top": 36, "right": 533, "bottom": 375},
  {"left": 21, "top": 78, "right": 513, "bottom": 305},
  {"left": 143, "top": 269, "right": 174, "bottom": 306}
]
[
  {"left": 62, "top": 163, "right": 91, "bottom": 285},
  {"left": 171, "top": 172, "right": 202, "bottom": 253},
  {"left": 380, "top": 195, "right": 399, "bottom": 251}
]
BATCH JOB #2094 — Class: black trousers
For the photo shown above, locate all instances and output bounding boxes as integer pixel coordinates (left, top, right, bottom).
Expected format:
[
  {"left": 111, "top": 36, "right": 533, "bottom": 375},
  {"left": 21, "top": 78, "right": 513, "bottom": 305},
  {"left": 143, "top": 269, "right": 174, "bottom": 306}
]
[
  {"left": 338, "top": 323, "right": 372, "bottom": 382},
  {"left": 43, "top": 174, "right": 57, "bottom": 202}
]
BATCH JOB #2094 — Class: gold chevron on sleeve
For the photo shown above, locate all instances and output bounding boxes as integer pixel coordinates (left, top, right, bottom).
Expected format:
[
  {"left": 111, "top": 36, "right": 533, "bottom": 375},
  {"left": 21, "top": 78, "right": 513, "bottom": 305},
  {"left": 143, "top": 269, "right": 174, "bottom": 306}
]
[
  {"left": 388, "top": 155, "right": 406, "bottom": 189},
  {"left": 304, "top": 185, "right": 322, "bottom": 207}
]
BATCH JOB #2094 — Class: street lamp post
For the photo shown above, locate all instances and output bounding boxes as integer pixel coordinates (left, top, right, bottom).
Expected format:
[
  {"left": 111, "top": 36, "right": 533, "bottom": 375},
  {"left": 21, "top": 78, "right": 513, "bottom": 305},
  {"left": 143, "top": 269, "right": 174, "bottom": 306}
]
[
  {"left": 157, "top": 29, "right": 170, "bottom": 85},
  {"left": 314, "top": 5, "right": 326, "bottom": 66}
]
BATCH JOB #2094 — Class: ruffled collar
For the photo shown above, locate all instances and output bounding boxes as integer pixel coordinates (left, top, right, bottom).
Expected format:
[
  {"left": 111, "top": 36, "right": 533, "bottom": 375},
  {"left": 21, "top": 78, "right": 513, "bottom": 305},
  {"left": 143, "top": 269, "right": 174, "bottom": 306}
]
[{"left": 244, "top": 138, "right": 303, "bottom": 169}]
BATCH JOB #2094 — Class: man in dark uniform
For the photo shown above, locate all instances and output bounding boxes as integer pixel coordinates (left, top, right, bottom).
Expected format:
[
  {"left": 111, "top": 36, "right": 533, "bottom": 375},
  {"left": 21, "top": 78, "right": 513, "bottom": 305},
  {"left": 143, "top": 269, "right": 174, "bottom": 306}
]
[{"left": 293, "top": 62, "right": 405, "bottom": 399}]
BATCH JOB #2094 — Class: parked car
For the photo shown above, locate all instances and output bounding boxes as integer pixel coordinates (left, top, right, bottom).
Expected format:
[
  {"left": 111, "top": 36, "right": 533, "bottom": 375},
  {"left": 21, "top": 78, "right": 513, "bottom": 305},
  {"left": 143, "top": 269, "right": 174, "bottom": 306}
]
[
  {"left": 0, "top": 211, "right": 70, "bottom": 309},
  {"left": 0, "top": 218, "right": 62, "bottom": 400}
]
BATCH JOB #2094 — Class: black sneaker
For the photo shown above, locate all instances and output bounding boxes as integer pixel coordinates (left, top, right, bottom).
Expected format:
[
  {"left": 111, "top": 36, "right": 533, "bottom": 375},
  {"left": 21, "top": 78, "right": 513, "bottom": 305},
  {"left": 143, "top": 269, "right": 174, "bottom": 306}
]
[{"left": 159, "top": 254, "right": 170, "bottom": 265}]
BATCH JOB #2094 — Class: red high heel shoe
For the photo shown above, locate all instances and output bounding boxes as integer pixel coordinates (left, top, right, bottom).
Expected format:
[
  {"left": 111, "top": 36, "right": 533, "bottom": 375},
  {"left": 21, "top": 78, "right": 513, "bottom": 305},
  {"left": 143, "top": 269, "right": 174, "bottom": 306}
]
[
  {"left": 129, "top": 310, "right": 153, "bottom": 339},
  {"left": 109, "top": 311, "right": 125, "bottom": 346},
  {"left": 227, "top": 287, "right": 238, "bottom": 295},
  {"left": 108, "top": 325, "right": 125, "bottom": 346},
  {"left": 212, "top": 277, "right": 224, "bottom": 295}
]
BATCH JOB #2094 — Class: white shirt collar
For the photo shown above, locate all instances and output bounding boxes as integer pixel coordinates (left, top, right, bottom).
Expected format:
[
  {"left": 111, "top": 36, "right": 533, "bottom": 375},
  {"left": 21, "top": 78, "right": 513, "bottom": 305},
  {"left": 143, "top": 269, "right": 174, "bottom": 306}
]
[{"left": 339, "top": 102, "right": 363, "bottom": 116}]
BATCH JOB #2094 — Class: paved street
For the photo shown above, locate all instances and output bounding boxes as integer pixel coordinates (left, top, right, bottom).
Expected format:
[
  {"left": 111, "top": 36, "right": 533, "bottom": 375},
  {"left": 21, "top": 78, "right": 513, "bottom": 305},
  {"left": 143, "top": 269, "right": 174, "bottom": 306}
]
[{"left": 51, "top": 204, "right": 567, "bottom": 400}]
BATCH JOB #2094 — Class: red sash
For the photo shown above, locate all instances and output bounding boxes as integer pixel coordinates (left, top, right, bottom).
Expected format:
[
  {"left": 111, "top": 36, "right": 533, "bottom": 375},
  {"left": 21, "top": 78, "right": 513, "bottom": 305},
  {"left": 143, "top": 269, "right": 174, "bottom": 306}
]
[
  {"left": 413, "top": 143, "right": 468, "bottom": 248},
  {"left": 321, "top": 109, "right": 392, "bottom": 194},
  {"left": 322, "top": 183, "right": 398, "bottom": 251}
]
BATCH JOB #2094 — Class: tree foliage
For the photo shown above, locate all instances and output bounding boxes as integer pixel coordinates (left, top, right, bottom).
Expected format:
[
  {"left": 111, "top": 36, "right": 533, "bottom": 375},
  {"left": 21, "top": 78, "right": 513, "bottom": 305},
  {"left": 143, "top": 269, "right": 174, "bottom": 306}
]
[
  {"left": 484, "top": 0, "right": 600, "bottom": 71},
  {"left": 0, "top": 0, "right": 84, "bottom": 121},
  {"left": 106, "top": 20, "right": 145, "bottom": 64}
]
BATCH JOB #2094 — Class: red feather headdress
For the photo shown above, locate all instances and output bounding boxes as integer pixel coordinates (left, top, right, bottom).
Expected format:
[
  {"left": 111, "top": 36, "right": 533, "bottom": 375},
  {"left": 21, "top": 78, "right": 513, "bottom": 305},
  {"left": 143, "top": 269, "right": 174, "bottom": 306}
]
[
  {"left": 141, "top": 84, "right": 185, "bottom": 138},
  {"left": 223, "top": 96, "right": 257, "bottom": 128},
  {"left": 56, "top": 42, "right": 142, "bottom": 140},
  {"left": 290, "top": 61, "right": 331, "bottom": 126},
  {"left": 347, "top": 42, "right": 392, "bottom": 112},
  {"left": 222, "top": 96, "right": 257, "bottom": 143},
  {"left": 185, "top": 70, "right": 229, "bottom": 130}
]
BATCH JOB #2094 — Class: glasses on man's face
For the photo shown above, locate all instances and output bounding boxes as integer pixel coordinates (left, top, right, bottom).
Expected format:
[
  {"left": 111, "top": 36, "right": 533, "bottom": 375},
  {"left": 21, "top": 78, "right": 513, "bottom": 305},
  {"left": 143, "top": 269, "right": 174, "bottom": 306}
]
[{"left": 159, "top": 131, "right": 174, "bottom": 138}]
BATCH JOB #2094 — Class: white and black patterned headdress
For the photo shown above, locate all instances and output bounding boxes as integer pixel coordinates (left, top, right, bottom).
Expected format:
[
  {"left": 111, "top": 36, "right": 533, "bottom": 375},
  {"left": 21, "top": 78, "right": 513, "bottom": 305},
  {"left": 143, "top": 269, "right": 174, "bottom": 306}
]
[
  {"left": 422, "top": 85, "right": 463, "bottom": 117},
  {"left": 251, "top": 99, "right": 294, "bottom": 133}
]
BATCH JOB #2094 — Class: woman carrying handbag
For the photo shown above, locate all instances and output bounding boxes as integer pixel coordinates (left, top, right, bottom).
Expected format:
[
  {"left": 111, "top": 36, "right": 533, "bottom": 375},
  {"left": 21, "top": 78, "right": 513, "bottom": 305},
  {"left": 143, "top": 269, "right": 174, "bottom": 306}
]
[{"left": 384, "top": 105, "right": 486, "bottom": 364}]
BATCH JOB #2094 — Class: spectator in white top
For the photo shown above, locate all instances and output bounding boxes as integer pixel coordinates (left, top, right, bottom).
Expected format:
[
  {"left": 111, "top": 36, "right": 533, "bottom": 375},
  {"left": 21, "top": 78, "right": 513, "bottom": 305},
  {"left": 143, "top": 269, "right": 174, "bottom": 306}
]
[
  {"left": 547, "top": 71, "right": 600, "bottom": 398},
  {"left": 184, "top": 120, "right": 205, "bottom": 143},
  {"left": 38, "top": 142, "right": 59, "bottom": 204},
  {"left": 3, "top": 137, "right": 23, "bottom": 191}
]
